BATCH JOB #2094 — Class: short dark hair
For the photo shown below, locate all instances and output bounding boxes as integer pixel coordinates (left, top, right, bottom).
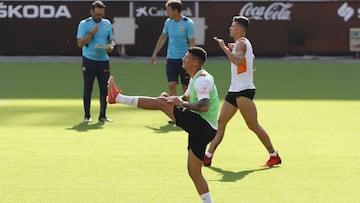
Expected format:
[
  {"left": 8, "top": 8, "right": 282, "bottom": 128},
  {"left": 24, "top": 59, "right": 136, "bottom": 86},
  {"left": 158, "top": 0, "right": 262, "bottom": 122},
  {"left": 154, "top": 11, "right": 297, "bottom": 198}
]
[
  {"left": 188, "top": 46, "right": 207, "bottom": 66},
  {"left": 165, "top": 0, "right": 182, "bottom": 13},
  {"left": 91, "top": 1, "right": 106, "bottom": 10},
  {"left": 233, "top": 16, "right": 249, "bottom": 30}
]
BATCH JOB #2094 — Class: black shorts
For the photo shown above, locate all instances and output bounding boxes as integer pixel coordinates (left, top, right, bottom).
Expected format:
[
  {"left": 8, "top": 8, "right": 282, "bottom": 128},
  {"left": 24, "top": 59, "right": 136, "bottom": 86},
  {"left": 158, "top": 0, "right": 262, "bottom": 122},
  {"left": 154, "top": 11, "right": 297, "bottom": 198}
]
[
  {"left": 166, "top": 59, "right": 190, "bottom": 85},
  {"left": 173, "top": 107, "right": 217, "bottom": 161},
  {"left": 225, "top": 89, "right": 256, "bottom": 107}
]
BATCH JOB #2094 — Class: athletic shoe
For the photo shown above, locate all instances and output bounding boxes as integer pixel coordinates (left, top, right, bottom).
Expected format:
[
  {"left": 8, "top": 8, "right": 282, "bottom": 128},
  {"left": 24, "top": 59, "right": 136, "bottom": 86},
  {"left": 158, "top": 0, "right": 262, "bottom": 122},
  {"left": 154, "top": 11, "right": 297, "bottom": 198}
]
[
  {"left": 99, "top": 117, "right": 113, "bottom": 122},
  {"left": 168, "top": 120, "right": 175, "bottom": 124},
  {"left": 84, "top": 117, "right": 92, "bottom": 123},
  {"left": 203, "top": 155, "right": 212, "bottom": 167},
  {"left": 107, "top": 75, "right": 121, "bottom": 104},
  {"left": 263, "top": 152, "right": 282, "bottom": 167}
]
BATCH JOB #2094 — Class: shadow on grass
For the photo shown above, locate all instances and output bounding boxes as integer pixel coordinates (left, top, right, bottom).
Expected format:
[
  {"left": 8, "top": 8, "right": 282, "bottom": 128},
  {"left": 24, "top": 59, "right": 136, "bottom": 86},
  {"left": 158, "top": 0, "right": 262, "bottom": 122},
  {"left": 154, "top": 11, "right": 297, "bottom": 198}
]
[
  {"left": 207, "top": 166, "right": 279, "bottom": 182},
  {"left": 145, "top": 123, "right": 183, "bottom": 133},
  {"left": 66, "top": 121, "right": 105, "bottom": 132}
]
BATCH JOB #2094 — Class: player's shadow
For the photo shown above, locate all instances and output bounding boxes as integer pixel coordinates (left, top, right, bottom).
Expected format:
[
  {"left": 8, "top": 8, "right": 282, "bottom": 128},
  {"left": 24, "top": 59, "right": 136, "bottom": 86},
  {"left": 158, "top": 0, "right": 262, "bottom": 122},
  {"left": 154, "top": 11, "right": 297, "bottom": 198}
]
[
  {"left": 145, "top": 123, "right": 182, "bottom": 133},
  {"left": 66, "top": 121, "right": 105, "bottom": 132},
  {"left": 207, "top": 166, "right": 278, "bottom": 182}
]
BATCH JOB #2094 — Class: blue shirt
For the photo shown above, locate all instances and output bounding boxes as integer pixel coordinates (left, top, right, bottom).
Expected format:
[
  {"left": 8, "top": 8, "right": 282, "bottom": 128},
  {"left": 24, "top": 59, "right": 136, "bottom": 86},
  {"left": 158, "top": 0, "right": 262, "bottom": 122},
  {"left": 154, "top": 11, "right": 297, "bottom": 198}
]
[
  {"left": 77, "top": 17, "right": 114, "bottom": 61},
  {"left": 162, "top": 16, "right": 195, "bottom": 59}
]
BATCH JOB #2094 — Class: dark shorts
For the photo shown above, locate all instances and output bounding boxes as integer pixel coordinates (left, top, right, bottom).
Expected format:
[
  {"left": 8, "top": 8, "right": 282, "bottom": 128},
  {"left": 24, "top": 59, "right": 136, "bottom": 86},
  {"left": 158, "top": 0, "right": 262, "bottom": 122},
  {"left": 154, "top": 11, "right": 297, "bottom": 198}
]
[
  {"left": 225, "top": 89, "right": 256, "bottom": 107},
  {"left": 166, "top": 59, "right": 190, "bottom": 85},
  {"left": 82, "top": 56, "right": 110, "bottom": 72},
  {"left": 174, "top": 106, "right": 217, "bottom": 161}
]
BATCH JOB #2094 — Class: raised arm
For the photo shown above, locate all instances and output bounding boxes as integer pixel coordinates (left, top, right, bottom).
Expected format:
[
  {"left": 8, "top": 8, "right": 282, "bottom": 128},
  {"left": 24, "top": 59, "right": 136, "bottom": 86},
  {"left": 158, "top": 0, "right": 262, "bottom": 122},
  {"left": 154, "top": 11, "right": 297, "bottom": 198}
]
[{"left": 213, "top": 37, "right": 246, "bottom": 66}]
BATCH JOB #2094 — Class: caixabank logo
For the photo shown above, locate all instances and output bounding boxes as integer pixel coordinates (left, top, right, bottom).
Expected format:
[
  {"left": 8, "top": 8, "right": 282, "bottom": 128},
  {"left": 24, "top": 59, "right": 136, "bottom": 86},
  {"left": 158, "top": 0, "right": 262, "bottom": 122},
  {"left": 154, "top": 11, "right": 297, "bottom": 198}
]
[
  {"left": 135, "top": 6, "right": 193, "bottom": 17},
  {"left": 0, "top": 2, "right": 71, "bottom": 18},
  {"left": 338, "top": 2, "right": 360, "bottom": 22}
]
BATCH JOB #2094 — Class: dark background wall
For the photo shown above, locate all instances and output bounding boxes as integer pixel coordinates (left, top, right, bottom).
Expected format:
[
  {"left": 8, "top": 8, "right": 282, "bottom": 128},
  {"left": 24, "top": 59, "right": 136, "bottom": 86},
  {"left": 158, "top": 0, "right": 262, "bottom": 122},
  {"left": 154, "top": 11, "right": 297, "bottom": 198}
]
[{"left": 1, "top": 1, "right": 360, "bottom": 56}]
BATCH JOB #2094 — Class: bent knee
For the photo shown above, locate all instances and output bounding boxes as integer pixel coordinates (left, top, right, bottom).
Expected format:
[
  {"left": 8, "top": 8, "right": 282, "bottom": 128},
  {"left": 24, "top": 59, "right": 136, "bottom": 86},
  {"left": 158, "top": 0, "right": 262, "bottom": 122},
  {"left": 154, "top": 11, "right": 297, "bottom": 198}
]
[
  {"left": 217, "top": 118, "right": 229, "bottom": 129},
  {"left": 246, "top": 121, "right": 260, "bottom": 131}
]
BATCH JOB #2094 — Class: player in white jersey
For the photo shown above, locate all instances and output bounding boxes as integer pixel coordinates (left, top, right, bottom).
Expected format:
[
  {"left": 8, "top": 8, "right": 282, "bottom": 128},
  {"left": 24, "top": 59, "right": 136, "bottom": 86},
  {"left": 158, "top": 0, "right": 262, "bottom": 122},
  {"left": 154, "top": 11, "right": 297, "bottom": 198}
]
[
  {"left": 228, "top": 37, "right": 255, "bottom": 92},
  {"left": 204, "top": 16, "right": 281, "bottom": 167}
]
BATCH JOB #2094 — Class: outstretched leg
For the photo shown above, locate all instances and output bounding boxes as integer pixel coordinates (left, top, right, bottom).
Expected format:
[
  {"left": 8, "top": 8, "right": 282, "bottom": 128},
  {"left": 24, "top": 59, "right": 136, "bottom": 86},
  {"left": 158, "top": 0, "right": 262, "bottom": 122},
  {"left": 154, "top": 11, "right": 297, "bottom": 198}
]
[
  {"left": 107, "top": 76, "right": 175, "bottom": 121},
  {"left": 236, "top": 97, "right": 274, "bottom": 153},
  {"left": 236, "top": 96, "right": 281, "bottom": 167}
]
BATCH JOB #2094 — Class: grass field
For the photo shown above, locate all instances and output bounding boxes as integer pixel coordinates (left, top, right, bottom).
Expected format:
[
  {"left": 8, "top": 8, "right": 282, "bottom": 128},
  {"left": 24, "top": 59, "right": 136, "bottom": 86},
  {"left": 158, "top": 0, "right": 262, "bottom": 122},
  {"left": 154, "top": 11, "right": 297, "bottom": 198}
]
[{"left": 0, "top": 59, "right": 360, "bottom": 202}]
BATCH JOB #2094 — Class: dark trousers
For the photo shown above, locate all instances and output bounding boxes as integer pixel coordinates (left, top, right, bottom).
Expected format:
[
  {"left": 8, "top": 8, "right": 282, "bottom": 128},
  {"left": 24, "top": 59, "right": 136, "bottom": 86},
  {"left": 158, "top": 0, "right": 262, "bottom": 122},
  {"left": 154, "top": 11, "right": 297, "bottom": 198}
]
[{"left": 82, "top": 57, "right": 110, "bottom": 119}]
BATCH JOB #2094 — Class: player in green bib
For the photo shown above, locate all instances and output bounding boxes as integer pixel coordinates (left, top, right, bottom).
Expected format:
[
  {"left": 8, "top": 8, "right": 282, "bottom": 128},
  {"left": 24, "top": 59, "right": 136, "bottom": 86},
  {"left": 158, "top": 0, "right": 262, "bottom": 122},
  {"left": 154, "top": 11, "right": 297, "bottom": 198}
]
[
  {"left": 107, "top": 47, "right": 218, "bottom": 203},
  {"left": 188, "top": 69, "right": 218, "bottom": 129}
]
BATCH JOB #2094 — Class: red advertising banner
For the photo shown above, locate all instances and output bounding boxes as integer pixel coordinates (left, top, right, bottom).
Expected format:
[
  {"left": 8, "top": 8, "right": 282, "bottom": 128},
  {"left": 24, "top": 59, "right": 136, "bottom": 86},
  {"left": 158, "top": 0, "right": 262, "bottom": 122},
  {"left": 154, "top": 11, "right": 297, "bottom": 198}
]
[{"left": 1, "top": 1, "right": 360, "bottom": 56}]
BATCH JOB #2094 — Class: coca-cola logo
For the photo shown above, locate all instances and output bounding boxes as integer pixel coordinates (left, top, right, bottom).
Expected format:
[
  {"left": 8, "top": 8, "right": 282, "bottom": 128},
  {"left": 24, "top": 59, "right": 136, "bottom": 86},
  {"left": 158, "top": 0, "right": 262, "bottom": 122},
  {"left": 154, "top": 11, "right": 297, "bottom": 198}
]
[{"left": 240, "top": 2, "right": 293, "bottom": 21}]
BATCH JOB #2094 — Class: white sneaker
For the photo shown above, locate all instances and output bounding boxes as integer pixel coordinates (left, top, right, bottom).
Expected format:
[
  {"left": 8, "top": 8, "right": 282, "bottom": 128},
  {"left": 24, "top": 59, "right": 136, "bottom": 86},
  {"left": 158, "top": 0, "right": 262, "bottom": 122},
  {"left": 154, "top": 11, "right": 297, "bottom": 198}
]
[{"left": 84, "top": 117, "right": 92, "bottom": 123}]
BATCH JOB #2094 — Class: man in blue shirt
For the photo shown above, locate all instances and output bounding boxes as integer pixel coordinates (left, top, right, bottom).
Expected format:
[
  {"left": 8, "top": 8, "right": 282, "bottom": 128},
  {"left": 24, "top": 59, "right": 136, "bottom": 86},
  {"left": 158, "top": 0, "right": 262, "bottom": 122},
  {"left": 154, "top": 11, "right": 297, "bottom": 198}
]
[
  {"left": 151, "top": 0, "right": 195, "bottom": 97},
  {"left": 77, "top": 1, "right": 115, "bottom": 122}
]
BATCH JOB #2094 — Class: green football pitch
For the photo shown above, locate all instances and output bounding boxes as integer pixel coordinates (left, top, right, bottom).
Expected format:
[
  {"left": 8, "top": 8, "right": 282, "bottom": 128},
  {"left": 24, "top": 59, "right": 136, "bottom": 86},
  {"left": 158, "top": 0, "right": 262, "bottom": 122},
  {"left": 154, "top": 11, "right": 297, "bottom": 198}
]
[{"left": 0, "top": 59, "right": 359, "bottom": 202}]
